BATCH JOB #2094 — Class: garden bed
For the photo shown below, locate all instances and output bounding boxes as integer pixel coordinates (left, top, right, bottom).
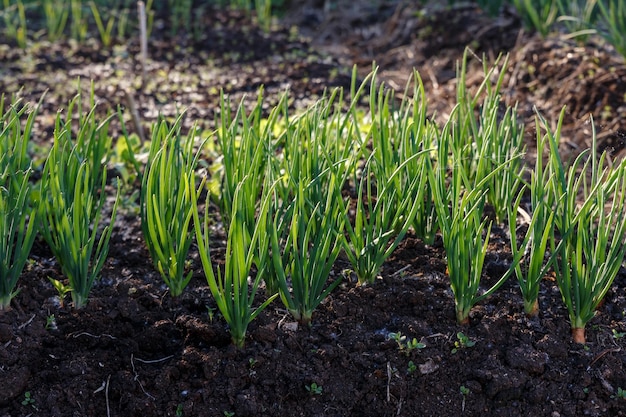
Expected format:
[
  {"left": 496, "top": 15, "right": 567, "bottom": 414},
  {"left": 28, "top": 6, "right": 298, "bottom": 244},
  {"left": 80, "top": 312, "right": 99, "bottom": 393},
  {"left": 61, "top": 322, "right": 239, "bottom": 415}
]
[{"left": 1, "top": 1, "right": 626, "bottom": 416}]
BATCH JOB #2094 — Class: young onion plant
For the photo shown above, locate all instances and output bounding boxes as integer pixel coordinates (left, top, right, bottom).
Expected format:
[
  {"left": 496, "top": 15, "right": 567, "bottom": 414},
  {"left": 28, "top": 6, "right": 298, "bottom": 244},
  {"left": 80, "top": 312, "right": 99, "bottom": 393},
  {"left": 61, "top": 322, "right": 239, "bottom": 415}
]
[
  {"left": 431, "top": 104, "right": 523, "bottom": 325},
  {"left": 214, "top": 89, "right": 291, "bottom": 294},
  {"left": 341, "top": 71, "right": 431, "bottom": 284},
  {"left": 214, "top": 89, "right": 269, "bottom": 232},
  {"left": 544, "top": 109, "right": 626, "bottom": 344},
  {"left": 39, "top": 96, "right": 119, "bottom": 309},
  {"left": 457, "top": 50, "right": 525, "bottom": 224},
  {"left": 265, "top": 75, "right": 372, "bottom": 322},
  {"left": 341, "top": 154, "right": 426, "bottom": 285},
  {"left": 508, "top": 118, "right": 556, "bottom": 317},
  {"left": 596, "top": 0, "right": 626, "bottom": 58},
  {"left": 141, "top": 114, "right": 206, "bottom": 297},
  {"left": 191, "top": 173, "right": 278, "bottom": 348},
  {"left": 40, "top": 137, "right": 119, "bottom": 309},
  {"left": 400, "top": 71, "right": 438, "bottom": 245},
  {"left": 270, "top": 174, "right": 346, "bottom": 326},
  {"left": 0, "top": 97, "right": 40, "bottom": 310}
]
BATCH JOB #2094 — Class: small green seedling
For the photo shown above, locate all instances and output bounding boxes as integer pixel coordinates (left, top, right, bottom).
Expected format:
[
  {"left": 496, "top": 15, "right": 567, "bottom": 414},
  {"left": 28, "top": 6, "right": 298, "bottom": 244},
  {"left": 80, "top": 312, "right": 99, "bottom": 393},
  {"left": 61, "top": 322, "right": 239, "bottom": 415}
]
[
  {"left": 48, "top": 277, "right": 72, "bottom": 307},
  {"left": 407, "top": 360, "right": 417, "bottom": 374},
  {"left": 451, "top": 332, "right": 475, "bottom": 354},
  {"left": 306, "top": 382, "right": 323, "bottom": 395},
  {"left": 45, "top": 314, "right": 57, "bottom": 331},
  {"left": 612, "top": 329, "right": 625, "bottom": 340},
  {"left": 388, "top": 332, "right": 426, "bottom": 355},
  {"left": 223, "top": 411, "right": 235, "bottom": 417},
  {"left": 22, "top": 391, "right": 36, "bottom": 408},
  {"left": 460, "top": 385, "right": 470, "bottom": 412},
  {"left": 206, "top": 305, "right": 215, "bottom": 323},
  {"left": 175, "top": 403, "right": 184, "bottom": 417},
  {"left": 617, "top": 387, "right": 626, "bottom": 400}
]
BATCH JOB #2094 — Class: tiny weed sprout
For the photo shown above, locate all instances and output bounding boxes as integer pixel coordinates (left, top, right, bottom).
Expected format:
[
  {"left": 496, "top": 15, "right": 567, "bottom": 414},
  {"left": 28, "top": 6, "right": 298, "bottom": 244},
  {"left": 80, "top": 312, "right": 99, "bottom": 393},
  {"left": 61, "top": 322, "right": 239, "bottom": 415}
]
[
  {"left": 460, "top": 385, "right": 470, "bottom": 412},
  {"left": 617, "top": 388, "right": 626, "bottom": 400},
  {"left": 388, "top": 332, "right": 425, "bottom": 355},
  {"left": 141, "top": 114, "right": 205, "bottom": 297},
  {"left": 21, "top": 391, "right": 35, "bottom": 409},
  {"left": 407, "top": 361, "right": 417, "bottom": 374},
  {"left": 306, "top": 382, "right": 323, "bottom": 395},
  {"left": 45, "top": 314, "right": 57, "bottom": 331},
  {"left": 48, "top": 277, "right": 72, "bottom": 307},
  {"left": 0, "top": 96, "right": 40, "bottom": 311},
  {"left": 613, "top": 329, "right": 625, "bottom": 340},
  {"left": 175, "top": 403, "right": 183, "bottom": 417},
  {"left": 452, "top": 332, "right": 475, "bottom": 354}
]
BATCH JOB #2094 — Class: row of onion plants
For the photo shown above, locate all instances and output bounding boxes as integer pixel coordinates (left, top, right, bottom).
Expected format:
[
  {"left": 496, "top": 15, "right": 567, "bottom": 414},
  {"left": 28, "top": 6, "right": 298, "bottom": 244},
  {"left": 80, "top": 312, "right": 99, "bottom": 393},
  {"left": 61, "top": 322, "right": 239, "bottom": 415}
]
[{"left": 1, "top": 54, "right": 625, "bottom": 346}]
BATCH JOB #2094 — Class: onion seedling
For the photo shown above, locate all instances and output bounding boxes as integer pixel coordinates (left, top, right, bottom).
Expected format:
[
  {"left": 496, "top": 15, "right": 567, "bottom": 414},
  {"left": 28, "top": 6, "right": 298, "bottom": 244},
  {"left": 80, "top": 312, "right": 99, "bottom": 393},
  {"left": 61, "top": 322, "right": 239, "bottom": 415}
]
[
  {"left": 511, "top": 0, "right": 559, "bottom": 37},
  {"left": 508, "top": 118, "right": 556, "bottom": 317},
  {"left": 457, "top": 50, "right": 525, "bottom": 224},
  {"left": 544, "top": 109, "right": 626, "bottom": 344},
  {"left": 39, "top": 94, "right": 119, "bottom": 309},
  {"left": 430, "top": 109, "right": 523, "bottom": 324},
  {"left": 341, "top": 152, "right": 427, "bottom": 285},
  {"left": 40, "top": 157, "right": 119, "bottom": 309},
  {"left": 141, "top": 114, "right": 206, "bottom": 297},
  {"left": 270, "top": 175, "right": 345, "bottom": 325},
  {"left": 214, "top": 89, "right": 269, "bottom": 229},
  {"left": 596, "top": 0, "right": 626, "bottom": 59},
  {"left": 0, "top": 96, "right": 40, "bottom": 310},
  {"left": 191, "top": 173, "right": 278, "bottom": 348},
  {"left": 340, "top": 70, "right": 434, "bottom": 284}
]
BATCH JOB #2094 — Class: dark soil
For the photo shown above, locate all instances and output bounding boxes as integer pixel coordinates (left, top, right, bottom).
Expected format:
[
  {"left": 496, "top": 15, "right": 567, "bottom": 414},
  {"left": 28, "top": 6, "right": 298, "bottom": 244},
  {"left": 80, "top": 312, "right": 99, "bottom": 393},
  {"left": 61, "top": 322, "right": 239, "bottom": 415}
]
[{"left": 1, "top": 1, "right": 626, "bottom": 416}]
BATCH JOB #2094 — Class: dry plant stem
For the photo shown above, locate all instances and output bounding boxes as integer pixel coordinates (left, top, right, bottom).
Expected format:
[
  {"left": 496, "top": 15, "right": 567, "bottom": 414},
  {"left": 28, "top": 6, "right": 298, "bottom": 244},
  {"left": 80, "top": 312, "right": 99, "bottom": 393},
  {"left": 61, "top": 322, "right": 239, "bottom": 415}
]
[{"left": 138, "top": 1, "right": 147, "bottom": 84}]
